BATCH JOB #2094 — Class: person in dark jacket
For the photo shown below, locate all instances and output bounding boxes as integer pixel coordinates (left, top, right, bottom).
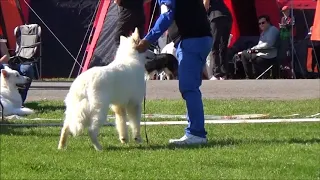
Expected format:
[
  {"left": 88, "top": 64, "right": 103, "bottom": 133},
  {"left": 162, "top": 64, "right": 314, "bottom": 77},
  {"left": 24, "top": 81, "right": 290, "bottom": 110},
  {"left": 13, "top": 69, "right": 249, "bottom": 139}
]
[
  {"left": 205, "top": 0, "right": 232, "bottom": 80},
  {"left": 114, "top": 0, "right": 150, "bottom": 47},
  {"left": 135, "top": 0, "right": 213, "bottom": 145}
]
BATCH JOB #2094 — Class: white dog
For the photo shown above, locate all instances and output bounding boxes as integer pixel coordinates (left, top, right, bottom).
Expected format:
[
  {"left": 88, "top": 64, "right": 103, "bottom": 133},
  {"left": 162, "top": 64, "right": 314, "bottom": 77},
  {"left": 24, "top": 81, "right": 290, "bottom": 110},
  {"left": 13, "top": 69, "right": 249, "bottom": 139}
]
[
  {"left": 58, "top": 28, "right": 146, "bottom": 151},
  {"left": 0, "top": 66, "right": 34, "bottom": 116}
]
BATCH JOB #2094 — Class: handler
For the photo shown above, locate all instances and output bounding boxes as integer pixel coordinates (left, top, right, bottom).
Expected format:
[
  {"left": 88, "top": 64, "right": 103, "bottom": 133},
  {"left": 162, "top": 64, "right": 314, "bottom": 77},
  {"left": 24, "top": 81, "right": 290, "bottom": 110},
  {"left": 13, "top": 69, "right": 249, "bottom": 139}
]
[{"left": 135, "top": 0, "right": 213, "bottom": 145}]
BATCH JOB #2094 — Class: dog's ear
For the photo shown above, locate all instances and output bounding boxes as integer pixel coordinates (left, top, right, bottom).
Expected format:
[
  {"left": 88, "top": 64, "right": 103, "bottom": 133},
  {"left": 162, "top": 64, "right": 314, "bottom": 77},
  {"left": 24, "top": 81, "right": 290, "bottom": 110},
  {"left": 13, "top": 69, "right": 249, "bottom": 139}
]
[
  {"left": 132, "top": 27, "right": 140, "bottom": 42},
  {"left": 1, "top": 69, "right": 9, "bottom": 78},
  {"left": 120, "top": 35, "right": 127, "bottom": 44}
]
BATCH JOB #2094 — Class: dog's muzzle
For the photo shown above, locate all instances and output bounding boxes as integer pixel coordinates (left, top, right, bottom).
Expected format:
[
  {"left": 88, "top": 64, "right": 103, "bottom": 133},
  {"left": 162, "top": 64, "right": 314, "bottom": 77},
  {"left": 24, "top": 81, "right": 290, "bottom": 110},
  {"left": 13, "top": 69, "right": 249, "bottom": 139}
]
[{"left": 16, "top": 77, "right": 32, "bottom": 89}]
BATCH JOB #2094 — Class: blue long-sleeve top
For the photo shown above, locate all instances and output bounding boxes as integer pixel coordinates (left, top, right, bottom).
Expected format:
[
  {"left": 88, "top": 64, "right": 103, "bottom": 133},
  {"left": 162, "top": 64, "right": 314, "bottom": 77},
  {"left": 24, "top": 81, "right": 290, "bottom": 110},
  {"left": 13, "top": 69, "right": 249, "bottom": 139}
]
[{"left": 144, "top": 0, "right": 175, "bottom": 43}]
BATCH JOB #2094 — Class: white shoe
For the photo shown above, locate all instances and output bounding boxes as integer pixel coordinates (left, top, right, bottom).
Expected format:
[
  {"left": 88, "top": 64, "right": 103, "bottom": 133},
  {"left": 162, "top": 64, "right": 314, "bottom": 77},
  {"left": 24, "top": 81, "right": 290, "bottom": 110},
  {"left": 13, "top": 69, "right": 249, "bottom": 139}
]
[
  {"left": 169, "top": 134, "right": 207, "bottom": 145},
  {"left": 210, "top": 76, "right": 219, "bottom": 80}
]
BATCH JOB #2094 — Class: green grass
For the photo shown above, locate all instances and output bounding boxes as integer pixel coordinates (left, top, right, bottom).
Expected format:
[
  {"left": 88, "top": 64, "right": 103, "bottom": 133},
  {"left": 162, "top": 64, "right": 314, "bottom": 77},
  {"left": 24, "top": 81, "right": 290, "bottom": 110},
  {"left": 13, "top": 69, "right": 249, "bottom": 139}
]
[
  {"left": 1, "top": 99, "right": 320, "bottom": 179},
  {"left": 1, "top": 123, "right": 320, "bottom": 179},
  {"left": 21, "top": 98, "right": 320, "bottom": 120}
]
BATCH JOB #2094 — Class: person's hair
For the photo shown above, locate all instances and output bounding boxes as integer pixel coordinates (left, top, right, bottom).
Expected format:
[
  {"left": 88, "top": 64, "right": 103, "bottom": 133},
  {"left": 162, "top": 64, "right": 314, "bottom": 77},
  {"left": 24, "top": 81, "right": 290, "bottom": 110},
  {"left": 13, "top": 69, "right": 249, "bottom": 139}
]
[{"left": 258, "top": 15, "right": 271, "bottom": 23}]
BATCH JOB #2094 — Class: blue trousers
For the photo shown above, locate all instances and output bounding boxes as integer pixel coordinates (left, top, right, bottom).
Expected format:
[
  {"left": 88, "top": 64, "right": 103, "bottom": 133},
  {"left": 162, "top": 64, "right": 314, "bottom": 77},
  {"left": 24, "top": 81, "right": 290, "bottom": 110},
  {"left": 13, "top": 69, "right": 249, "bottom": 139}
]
[
  {"left": 176, "top": 36, "right": 213, "bottom": 138},
  {"left": 1, "top": 63, "right": 34, "bottom": 103}
]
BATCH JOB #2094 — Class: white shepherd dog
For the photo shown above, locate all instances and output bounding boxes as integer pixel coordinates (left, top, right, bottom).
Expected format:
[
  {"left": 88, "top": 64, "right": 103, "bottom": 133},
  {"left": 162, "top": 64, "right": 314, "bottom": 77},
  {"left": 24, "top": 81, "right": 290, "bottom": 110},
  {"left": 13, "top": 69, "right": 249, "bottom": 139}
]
[
  {"left": 58, "top": 28, "right": 146, "bottom": 151},
  {"left": 0, "top": 66, "right": 34, "bottom": 116}
]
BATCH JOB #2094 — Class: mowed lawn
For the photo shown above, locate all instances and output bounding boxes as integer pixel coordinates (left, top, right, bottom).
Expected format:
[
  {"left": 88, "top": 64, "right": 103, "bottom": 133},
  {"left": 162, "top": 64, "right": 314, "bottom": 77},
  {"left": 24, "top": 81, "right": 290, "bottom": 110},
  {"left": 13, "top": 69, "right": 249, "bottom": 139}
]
[{"left": 1, "top": 99, "right": 320, "bottom": 179}]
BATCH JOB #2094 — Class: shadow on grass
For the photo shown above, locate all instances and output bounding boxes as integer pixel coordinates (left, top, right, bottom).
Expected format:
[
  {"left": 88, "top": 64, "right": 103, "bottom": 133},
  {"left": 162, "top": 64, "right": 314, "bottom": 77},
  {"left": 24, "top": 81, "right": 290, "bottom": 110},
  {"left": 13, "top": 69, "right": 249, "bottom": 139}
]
[
  {"left": 1, "top": 122, "right": 320, "bottom": 151},
  {"left": 0, "top": 121, "right": 61, "bottom": 136},
  {"left": 103, "top": 137, "right": 320, "bottom": 151},
  {"left": 24, "top": 101, "right": 65, "bottom": 113}
]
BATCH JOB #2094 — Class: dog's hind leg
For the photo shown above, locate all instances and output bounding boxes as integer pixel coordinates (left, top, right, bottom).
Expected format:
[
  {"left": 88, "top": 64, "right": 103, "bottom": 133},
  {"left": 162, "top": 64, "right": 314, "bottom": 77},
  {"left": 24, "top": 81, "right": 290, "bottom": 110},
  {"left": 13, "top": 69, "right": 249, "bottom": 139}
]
[
  {"left": 58, "top": 122, "right": 70, "bottom": 150},
  {"left": 112, "top": 105, "right": 129, "bottom": 144},
  {"left": 88, "top": 125, "right": 102, "bottom": 151},
  {"left": 88, "top": 110, "right": 106, "bottom": 151},
  {"left": 127, "top": 103, "right": 142, "bottom": 143}
]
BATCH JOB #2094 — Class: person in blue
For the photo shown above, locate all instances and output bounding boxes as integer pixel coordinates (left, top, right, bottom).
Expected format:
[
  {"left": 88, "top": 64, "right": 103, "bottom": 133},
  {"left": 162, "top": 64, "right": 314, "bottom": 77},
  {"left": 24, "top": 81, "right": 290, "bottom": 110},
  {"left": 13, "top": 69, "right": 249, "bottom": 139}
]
[{"left": 135, "top": 0, "right": 213, "bottom": 145}]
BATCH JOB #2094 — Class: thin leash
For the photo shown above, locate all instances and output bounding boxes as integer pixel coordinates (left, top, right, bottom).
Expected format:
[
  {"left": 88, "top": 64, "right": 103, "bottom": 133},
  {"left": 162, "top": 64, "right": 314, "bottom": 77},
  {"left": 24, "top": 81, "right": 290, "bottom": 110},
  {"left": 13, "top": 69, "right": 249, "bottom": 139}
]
[{"left": 143, "top": 0, "right": 158, "bottom": 145}]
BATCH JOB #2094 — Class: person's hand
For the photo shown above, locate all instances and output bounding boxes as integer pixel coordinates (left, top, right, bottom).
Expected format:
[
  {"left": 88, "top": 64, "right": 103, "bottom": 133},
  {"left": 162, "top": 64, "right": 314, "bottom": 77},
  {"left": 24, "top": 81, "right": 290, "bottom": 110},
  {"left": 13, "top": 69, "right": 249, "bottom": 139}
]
[
  {"left": 203, "top": 0, "right": 210, "bottom": 12},
  {"left": 135, "top": 39, "right": 151, "bottom": 53},
  {"left": 247, "top": 49, "right": 258, "bottom": 54},
  {"left": 114, "top": 0, "right": 121, "bottom": 5}
]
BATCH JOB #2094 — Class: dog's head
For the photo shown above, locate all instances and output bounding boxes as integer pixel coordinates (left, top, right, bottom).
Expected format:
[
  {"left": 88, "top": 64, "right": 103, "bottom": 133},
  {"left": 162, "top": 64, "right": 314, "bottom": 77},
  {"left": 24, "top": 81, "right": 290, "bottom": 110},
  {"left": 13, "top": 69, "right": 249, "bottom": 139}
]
[
  {"left": 116, "top": 27, "right": 148, "bottom": 64},
  {"left": 1, "top": 66, "right": 31, "bottom": 89},
  {"left": 118, "top": 27, "right": 141, "bottom": 54}
]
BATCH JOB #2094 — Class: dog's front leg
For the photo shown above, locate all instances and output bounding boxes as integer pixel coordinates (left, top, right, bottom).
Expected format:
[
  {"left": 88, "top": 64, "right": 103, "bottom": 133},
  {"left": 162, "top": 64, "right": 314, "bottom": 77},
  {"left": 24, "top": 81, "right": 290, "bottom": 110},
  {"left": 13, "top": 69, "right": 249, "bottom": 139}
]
[
  {"left": 163, "top": 68, "right": 173, "bottom": 80},
  {"left": 113, "top": 105, "right": 129, "bottom": 144},
  {"left": 127, "top": 103, "right": 142, "bottom": 143}
]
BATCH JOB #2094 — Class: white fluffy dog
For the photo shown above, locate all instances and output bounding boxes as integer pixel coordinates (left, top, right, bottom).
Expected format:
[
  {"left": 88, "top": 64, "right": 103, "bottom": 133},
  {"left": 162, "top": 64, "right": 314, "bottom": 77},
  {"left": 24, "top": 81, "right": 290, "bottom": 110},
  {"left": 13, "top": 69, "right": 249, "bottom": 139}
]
[
  {"left": 0, "top": 66, "right": 34, "bottom": 116},
  {"left": 58, "top": 28, "right": 146, "bottom": 151}
]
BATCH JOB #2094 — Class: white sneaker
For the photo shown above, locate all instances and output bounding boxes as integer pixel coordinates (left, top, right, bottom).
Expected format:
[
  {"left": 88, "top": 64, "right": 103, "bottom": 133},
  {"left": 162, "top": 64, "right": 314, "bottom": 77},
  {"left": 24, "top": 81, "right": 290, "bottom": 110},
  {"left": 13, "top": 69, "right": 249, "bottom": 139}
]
[{"left": 169, "top": 134, "right": 207, "bottom": 145}]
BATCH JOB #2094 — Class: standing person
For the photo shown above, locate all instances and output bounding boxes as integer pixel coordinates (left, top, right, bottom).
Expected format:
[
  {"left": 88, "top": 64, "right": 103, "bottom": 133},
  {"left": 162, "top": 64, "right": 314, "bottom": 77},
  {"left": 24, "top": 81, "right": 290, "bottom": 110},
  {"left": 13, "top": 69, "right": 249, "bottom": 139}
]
[
  {"left": 279, "top": 6, "right": 295, "bottom": 64},
  {"left": 279, "top": 6, "right": 295, "bottom": 41},
  {"left": 205, "top": 0, "right": 233, "bottom": 80},
  {"left": 114, "top": 0, "right": 150, "bottom": 47},
  {"left": 135, "top": 0, "right": 213, "bottom": 145}
]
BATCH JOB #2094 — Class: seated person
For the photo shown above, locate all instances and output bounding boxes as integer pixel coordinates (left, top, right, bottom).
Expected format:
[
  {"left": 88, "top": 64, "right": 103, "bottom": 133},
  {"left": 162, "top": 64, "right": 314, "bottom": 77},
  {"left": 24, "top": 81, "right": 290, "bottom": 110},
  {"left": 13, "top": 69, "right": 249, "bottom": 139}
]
[
  {"left": 237, "top": 15, "right": 280, "bottom": 79},
  {"left": 0, "top": 36, "right": 34, "bottom": 104}
]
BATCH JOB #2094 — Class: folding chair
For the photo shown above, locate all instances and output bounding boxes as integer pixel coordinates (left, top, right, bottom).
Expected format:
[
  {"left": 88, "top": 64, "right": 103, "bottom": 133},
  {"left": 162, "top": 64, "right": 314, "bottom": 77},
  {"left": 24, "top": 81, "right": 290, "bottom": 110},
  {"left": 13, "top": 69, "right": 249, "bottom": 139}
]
[{"left": 8, "top": 24, "right": 42, "bottom": 79}]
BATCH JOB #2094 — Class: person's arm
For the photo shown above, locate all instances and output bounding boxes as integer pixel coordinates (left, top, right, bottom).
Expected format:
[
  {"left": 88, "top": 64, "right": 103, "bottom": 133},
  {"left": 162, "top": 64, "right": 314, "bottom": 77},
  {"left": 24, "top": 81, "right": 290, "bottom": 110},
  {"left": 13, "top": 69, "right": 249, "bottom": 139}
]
[
  {"left": 143, "top": 0, "right": 175, "bottom": 44},
  {"left": 203, "top": 0, "right": 210, "bottom": 12},
  {"left": 0, "top": 42, "right": 10, "bottom": 64},
  {"left": 114, "top": 0, "right": 121, "bottom": 5},
  {"left": 0, "top": 55, "right": 9, "bottom": 64},
  {"left": 251, "top": 27, "right": 279, "bottom": 50}
]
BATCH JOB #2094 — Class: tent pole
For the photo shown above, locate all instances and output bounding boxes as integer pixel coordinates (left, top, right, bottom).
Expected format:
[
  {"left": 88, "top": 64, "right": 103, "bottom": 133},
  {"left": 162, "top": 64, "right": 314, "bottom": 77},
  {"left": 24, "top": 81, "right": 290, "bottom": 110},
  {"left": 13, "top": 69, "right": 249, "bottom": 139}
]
[
  {"left": 290, "top": 0, "right": 296, "bottom": 79},
  {"left": 69, "top": 0, "right": 101, "bottom": 78}
]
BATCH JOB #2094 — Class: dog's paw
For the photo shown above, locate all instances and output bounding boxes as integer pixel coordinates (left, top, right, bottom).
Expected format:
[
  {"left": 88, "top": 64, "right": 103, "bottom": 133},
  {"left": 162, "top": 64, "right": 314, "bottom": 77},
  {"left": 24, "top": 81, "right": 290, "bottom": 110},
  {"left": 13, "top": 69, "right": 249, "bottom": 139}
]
[
  {"left": 120, "top": 137, "right": 128, "bottom": 144},
  {"left": 57, "top": 144, "right": 66, "bottom": 150},
  {"left": 134, "top": 137, "right": 142, "bottom": 144},
  {"left": 93, "top": 144, "right": 103, "bottom": 151}
]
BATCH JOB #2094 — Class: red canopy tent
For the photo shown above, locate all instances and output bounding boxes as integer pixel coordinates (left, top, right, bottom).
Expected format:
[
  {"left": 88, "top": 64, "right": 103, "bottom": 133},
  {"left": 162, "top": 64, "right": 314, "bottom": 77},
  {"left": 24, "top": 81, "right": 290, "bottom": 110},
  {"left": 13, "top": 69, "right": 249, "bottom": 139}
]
[
  {"left": 1, "top": 0, "right": 318, "bottom": 78},
  {"left": 311, "top": 0, "right": 320, "bottom": 41}
]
